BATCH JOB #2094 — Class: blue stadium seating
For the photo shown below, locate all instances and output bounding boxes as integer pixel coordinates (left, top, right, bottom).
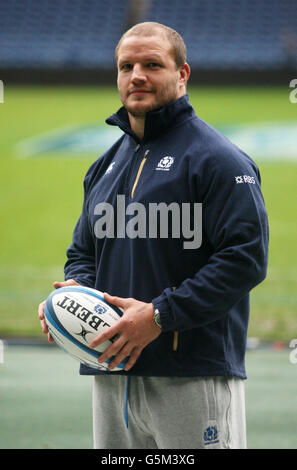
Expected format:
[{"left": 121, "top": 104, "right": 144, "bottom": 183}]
[
  {"left": 0, "top": 0, "right": 296, "bottom": 70},
  {"left": 0, "top": 0, "right": 129, "bottom": 69},
  {"left": 144, "top": 0, "right": 297, "bottom": 70}
]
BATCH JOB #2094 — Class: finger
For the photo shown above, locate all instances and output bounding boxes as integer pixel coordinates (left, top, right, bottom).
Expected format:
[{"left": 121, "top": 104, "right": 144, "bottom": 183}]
[
  {"left": 40, "top": 319, "right": 49, "bottom": 334},
  {"left": 97, "top": 335, "right": 128, "bottom": 364},
  {"left": 124, "top": 347, "right": 142, "bottom": 371},
  {"left": 104, "top": 293, "right": 129, "bottom": 310},
  {"left": 53, "top": 279, "right": 79, "bottom": 289},
  {"left": 107, "top": 343, "right": 131, "bottom": 370},
  {"left": 47, "top": 332, "right": 54, "bottom": 343},
  {"left": 89, "top": 324, "right": 119, "bottom": 349},
  {"left": 38, "top": 301, "right": 49, "bottom": 334},
  {"left": 38, "top": 301, "right": 45, "bottom": 320}
]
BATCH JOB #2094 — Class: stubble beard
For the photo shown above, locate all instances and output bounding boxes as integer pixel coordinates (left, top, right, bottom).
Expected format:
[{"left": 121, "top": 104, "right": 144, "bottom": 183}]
[{"left": 121, "top": 81, "right": 180, "bottom": 118}]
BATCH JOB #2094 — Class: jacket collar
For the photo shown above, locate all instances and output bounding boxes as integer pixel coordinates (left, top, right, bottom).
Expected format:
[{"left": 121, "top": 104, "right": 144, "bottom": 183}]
[{"left": 105, "top": 94, "right": 195, "bottom": 143}]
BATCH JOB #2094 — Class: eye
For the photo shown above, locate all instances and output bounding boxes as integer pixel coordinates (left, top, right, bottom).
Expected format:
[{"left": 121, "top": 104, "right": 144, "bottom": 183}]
[
  {"left": 120, "top": 63, "right": 133, "bottom": 71},
  {"left": 148, "top": 62, "right": 161, "bottom": 69}
]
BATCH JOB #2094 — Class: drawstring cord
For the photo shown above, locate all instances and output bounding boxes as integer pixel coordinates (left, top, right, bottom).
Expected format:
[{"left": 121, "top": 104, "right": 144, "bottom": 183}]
[{"left": 124, "top": 375, "right": 131, "bottom": 428}]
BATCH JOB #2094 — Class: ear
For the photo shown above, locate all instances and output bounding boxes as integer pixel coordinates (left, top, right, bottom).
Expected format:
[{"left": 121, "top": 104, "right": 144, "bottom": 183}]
[{"left": 179, "top": 62, "right": 191, "bottom": 88}]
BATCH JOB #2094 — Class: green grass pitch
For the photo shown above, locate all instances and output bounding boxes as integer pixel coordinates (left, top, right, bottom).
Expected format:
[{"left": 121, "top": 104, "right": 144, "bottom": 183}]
[{"left": 0, "top": 84, "right": 296, "bottom": 341}]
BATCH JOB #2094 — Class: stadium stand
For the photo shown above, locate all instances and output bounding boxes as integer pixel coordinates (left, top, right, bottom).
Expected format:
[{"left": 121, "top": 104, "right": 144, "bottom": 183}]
[
  {"left": 0, "top": 0, "right": 130, "bottom": 69},
  {"left": 144, "top": 0, "right": 297, "bottom": 70},
  {"left": 0, "top": 0, "right": 296, "bottom": 83}
]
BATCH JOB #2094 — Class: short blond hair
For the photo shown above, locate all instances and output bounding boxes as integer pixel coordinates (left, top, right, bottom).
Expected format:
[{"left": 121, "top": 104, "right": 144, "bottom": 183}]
[{"left": 115, "top": 22, "right": 187, "bottom": 68}]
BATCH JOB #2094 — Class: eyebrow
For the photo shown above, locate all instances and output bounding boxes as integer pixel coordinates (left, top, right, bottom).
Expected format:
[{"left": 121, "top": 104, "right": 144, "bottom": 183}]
[{"left": 118, "top": 53, "right": 164, "bottom": 66}]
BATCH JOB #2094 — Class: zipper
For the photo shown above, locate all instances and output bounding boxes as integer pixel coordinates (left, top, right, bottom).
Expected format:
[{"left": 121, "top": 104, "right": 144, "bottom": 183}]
[
  {"left": 172, "top": 286, "right": 179, "bottom": 351},
  {"left": 124, "top": 143, "right": 140, "bottom": 196},
  {"left": 131, "top": 149, "right": 150, "bottom": 199},
  {"left": 173, "top": 331, "right": 179, "bottom": 351},
  {"left": 130, "top": 153, "right": 179, "bottom": 350}
]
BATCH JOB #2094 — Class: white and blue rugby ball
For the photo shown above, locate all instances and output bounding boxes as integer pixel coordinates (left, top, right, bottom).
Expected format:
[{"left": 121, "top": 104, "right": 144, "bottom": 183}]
[{"left": 44, "top": 285, "right": 126, "bottom": 371}]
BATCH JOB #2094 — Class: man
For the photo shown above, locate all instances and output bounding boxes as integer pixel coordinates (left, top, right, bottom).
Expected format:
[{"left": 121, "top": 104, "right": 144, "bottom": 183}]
[{"left": 38, "top": 22, "right": 269, "bottom": 449}]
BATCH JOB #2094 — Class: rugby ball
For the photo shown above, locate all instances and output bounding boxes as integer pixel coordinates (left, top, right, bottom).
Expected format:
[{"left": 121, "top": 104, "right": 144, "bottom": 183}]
[{"left": 44, "top": 285, "right": 127, "bottom": 371}]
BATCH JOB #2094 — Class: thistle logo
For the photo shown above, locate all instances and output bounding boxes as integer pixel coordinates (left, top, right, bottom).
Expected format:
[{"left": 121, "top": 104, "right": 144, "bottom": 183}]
[
  {"left": 94, "top": 303, "right": 108, "bottom": 315},
  {"left": 105, "top": 162, "right": 115, "bottom": 174},
  {"left": 203, "top": 425, "right": 219, "bottom": 445},
  {"left": 156, "top": 156, "right": 174, "bottom": 171}
]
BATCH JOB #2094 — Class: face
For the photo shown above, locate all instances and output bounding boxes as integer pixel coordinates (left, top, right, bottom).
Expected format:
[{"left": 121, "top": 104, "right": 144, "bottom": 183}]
[{"left": 117, "top": 34, "right": 188, "bottom": 118}]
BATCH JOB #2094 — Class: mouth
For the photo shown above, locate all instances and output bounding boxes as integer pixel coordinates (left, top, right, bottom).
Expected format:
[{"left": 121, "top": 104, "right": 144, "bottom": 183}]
[{"left": 129, "top": 89, "right": 152, "bottom": 95}]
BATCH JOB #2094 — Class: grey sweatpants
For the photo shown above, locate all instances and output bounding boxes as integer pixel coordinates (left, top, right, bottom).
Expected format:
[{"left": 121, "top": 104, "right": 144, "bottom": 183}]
[{"left": 93, "top": 375, "right": 247, "bottom": 449}]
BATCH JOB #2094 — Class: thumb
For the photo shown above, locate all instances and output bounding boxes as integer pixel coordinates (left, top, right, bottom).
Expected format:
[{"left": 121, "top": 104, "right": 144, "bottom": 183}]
[{"left": 53, "top": 279, "right": 80, "bottom": 289}]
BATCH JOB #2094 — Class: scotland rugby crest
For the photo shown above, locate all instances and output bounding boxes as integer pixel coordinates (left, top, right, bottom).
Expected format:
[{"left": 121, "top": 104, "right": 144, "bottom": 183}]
[
  {"left": 156, "top": 156, "right": 175, "bottom": 171},
  {"left": 203, "top": 425, "right": 219, "bottom": 446}
]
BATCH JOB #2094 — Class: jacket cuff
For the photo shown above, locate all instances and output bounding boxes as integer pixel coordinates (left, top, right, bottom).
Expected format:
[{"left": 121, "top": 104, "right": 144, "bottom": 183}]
[
  {"left": 151, "top": 294, "right": 173, "bottom": 333},
  {"left": 64, "top": 276, "right": 95, "bottom": 289}
]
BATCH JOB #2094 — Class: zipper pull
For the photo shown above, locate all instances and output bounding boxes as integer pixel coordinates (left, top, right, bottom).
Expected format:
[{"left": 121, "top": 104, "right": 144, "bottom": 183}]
[{"left": 131, "top": 149, "right": 150, "bottom": 199}]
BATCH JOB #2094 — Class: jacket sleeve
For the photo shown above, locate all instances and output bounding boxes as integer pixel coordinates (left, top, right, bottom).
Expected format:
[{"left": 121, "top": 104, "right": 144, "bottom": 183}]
[
  {"left": 63, "top": 166, "right": 97, "bottom": 288},
  {"left": 152, "top": 145, "right": 269, "bottom": 333},
  {"left": 63, "top": 136, "right": 125, "bottom": 287}
]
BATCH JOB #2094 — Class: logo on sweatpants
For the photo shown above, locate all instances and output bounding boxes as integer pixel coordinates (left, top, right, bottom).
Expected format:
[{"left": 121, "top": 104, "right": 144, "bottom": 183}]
[{"left": 203, "top": 425, "right": 219, "bottom": 445}]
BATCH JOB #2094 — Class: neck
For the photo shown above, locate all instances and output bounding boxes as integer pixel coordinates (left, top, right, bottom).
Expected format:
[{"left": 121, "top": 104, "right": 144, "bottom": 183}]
[
  {"left": 126, "top": 90, "right": 187, "bottom": 140},
  {"left": 128, "top": 114, "right": 145, "bottom": 140}
]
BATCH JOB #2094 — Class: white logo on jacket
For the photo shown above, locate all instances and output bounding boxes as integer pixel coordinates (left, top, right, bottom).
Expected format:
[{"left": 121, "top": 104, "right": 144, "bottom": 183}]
[
  {"left": 235, "top": 175, "right": 255, "bottom": 184},
  {"left": 156, "top": 156, "right": 174, "bottom": 171},
  {"left": 105, "top": 162, "right": 115, "bottom": 174}
]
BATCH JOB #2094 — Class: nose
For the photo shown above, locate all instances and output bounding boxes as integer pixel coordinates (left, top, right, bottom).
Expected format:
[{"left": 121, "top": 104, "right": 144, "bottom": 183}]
[{"left": 131, "top": 64, "right": 146, "bottom": 84}]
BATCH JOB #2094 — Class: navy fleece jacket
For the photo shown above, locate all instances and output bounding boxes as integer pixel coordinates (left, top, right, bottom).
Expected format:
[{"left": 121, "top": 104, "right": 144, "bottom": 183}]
[{"left": 64, "top": 94, "right": 269, "bottom": 378}]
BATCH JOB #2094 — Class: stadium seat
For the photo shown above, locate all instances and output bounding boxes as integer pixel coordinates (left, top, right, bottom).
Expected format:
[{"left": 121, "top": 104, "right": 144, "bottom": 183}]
[
  {"left": 0, "top": 0, "right": 296, "bottom": 70},
  {"left": 143, "top": 0, "right": 297, "bottom": 70},
  {"left": 0, "top": 0, "right": 129, "bottom": 69}
]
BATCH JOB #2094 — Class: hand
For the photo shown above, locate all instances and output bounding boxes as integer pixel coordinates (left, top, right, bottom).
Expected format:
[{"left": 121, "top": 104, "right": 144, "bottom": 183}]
[
  {"left": 89, "top": 293, "right": 161, "bottom": 372},
  {"left": 38, "top": 279, "right": 80, "bottom": 343}
]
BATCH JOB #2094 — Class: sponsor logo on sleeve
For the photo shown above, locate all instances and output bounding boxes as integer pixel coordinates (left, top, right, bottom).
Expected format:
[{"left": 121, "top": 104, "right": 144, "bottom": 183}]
[{"left": 235, "top": 175, "right": 255, "bottom": 184}]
